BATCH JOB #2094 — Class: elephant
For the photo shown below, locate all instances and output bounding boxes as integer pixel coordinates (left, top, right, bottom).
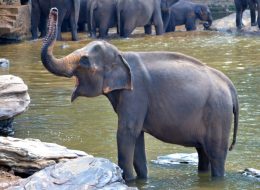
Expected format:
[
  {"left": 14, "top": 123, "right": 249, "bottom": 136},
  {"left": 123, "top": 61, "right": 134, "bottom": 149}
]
[
  {"left": 42, "top": 8, "right": 239, "bottom": 181},
  {"left": 31, "top": 0, "right": 80, "bottom": 41},
  {"left": 87, "top": 0, "right": 117, "bottom": 38},
  {"left": 117, "top": 0, "right": 164, "bottom": 37},
  {"left": 164, "top": 0, "right": 213, "bottom": 32},
  {"left": 160, "top": 0, "right": 180, "bottom": 31},
  {"left": 234, "top": 0, "right": 260, "bottom": 29}
]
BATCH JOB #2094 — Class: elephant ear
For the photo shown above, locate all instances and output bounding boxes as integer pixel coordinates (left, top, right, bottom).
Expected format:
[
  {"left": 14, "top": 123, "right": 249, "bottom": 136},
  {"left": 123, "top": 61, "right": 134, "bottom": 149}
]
[
  {"left": 195, "top": 6, "right": 203, "bottom": 17},
  {"left": 103, "top": 54, "right": 133, "bottom": 94}
]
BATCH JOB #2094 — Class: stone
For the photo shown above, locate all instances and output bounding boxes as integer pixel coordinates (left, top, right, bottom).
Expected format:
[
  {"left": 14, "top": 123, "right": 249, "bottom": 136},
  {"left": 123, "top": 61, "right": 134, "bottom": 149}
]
[
  {"left": 151, "top": 153, "right": 198, "bottom": 166},
  {"left": 239, "top": 168, "right": 260, "bottom": 181},
  {"left": 0, "top": 75, "right": 30, "bottom": 136},
  {"left": 8, "top": 157, "right": 136, "bottom": 190},
  {"left": 0, "top": 137, "right": 90, "bottom": 176},
  {"left": 0, "top": 58, "right": 9, "bottom": 68},
  {"left": 0, "top": 137, "right": 136, "bottom": 190},
  {"left": 0, "top": 75, "right": 30, "bottom": 120},
  {"left": 0, "top": 4, "right": 30, "bottom": 41}
]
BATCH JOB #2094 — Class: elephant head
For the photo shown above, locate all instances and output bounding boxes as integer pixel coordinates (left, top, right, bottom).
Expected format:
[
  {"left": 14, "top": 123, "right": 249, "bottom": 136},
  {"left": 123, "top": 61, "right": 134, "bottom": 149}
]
[
  {"left": 41, "top": 8, "right": 133, "bottom": 101},
  {"left": 195, "top": 5, "right": 213, "bottom": 29}
]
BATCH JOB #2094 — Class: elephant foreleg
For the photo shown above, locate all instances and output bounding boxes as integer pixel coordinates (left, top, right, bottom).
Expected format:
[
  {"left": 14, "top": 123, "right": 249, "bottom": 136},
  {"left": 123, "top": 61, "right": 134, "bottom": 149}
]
[
  {"left": 249, "top": 2, "right": 257, "bottom": 26},
  {"left": 185, "top": 18, "right": 196, "bottom": 31},
  {"left": 117, "top": 127, "right": 136, "bottom": 181},
  {"left": 134, "top": 131, "right": 147, "bottom": 179}
]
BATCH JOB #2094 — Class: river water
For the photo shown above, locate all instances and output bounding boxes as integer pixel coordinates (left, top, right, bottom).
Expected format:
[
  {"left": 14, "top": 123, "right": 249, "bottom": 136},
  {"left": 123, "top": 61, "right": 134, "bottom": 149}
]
[{"left": 0, "top": 31, "right": 259, "bottom": 189}]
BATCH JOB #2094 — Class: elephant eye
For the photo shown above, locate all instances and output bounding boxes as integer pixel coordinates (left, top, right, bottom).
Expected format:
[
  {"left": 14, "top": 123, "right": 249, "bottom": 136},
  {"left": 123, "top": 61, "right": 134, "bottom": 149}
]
[{"left": 79, "top": 56, "right": 91, "bottom": 69}]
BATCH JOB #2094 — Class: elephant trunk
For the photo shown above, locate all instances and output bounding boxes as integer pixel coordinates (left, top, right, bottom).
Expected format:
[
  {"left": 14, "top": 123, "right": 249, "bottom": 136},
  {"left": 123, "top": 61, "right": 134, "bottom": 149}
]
[
  {"left": 203, "top": 14, "right": 213, "bottom": 30},
  {"left": 41, "top": 8, "right": 80, "bottom": 78}
]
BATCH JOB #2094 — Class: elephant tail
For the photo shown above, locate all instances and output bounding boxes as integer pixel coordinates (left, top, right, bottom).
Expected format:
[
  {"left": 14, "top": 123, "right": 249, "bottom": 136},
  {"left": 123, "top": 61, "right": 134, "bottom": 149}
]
[
  {"left": 90, "top": 0, "right": 97, "bottom": 34},
  {"left": 229, "top": 86, "right": 239, "bottom": 151},
  {"left": 116, "top": 2, "right": 121, "bottom": 36}
]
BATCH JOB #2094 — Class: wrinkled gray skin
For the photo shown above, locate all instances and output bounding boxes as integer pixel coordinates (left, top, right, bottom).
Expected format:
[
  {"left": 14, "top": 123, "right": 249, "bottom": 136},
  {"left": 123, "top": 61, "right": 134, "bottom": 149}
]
[
  {"left": 42, "top": 8, "right": 239, "bottom": 182},
  {"left": 117, "top": 0, "right": 164, "bottom": 37},
  {"left": 164, "top": 0, "right": 213, "bottom": 32},
  {"left": 31, "top": 0, "right": 80, "bottom": 41},
  {"left": 234, "top": 0, "right": 260, "bottom": 29},
  {"left": 87, "top": 0, "right": 117, "bottom": 38}
]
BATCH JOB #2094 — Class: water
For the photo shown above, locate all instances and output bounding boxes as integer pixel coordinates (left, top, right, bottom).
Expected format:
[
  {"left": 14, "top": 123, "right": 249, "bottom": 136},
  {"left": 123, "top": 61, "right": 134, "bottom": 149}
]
[{"left": 0, "top": 31, "right": 259, "bottom": 189}]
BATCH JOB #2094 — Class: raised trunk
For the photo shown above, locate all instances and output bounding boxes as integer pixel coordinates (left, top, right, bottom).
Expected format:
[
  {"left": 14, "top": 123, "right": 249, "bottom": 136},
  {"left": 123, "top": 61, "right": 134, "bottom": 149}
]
[{"left": 41, "top": 8, "right": 80, "bottom": 77}]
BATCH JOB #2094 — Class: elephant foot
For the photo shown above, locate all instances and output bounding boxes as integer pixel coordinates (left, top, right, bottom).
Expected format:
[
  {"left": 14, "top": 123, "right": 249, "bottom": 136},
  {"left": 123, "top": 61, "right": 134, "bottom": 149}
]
[{"left": 251, "top": 22, "right": 257, "bottom": 26}]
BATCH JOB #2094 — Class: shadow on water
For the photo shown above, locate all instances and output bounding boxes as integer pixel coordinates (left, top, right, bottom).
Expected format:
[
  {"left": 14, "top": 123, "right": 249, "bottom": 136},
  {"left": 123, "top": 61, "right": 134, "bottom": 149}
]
[{"left": 0, "top": 31, "right": 259, "bottom": 189}]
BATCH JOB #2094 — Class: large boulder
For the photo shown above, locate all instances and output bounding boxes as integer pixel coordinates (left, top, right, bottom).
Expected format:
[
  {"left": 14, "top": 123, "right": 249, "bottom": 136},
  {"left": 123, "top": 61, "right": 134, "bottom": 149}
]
[
  {"left": 0, "top": 137, "right": 137, "bottom": 190},
  {"left": 0, "top": 75, "right": 30, "bottom": 136},
  {"left": 8, "top": 157, "right": 135, "bottom": 190}
]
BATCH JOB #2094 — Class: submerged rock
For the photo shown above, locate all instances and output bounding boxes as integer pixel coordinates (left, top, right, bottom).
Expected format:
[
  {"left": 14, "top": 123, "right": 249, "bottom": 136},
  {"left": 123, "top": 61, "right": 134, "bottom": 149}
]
[
  {"left": 151, "top": 153, "right": 198, "bottom": 166},
  {"left": 0, "top": 58, "right": 9, "bottom": 68},
  {"left": 239, "top": 168, "right": 260, "bottom": 181}
]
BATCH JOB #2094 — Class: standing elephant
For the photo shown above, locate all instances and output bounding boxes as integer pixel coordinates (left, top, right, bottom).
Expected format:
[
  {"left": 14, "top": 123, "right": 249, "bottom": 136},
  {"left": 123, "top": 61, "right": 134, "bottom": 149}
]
[
  {"left": 160, "top": 0, "right": 179, "bottom": 31},
  {"left": 42, "top": 8, "right": 239, "bottom": 181},
  {"left": 31, "top": 0, "right": 80, "bottom": 41},
  {"left": 234, "top": 0, "right": 260, "bottom": 29},
  {"left": 117, "top": 0, "right": 164, "bottom": 37},
  {"left": 87, "top": 0, "right": 117, "bottom": 38},
  {"left": 164, "top": 0, "right": 213, "bottom": 32}
]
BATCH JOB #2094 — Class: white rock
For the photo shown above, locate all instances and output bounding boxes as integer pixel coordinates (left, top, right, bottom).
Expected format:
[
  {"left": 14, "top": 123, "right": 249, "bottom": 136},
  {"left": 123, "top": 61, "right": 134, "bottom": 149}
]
[{"left": 0, "top": 75, "right": 30, "bottom": 120}]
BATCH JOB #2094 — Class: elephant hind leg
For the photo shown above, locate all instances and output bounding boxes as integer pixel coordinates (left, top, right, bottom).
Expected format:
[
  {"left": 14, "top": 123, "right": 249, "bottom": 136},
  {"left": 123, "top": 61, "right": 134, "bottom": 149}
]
[
  {"left": 196, "top": 147, "right": 210, "bottom": 173},
  {"left": 133, "top": 131, "right": 147, "bottom": 179},
  {"left": 144, "top": 25, "right": 152, "bottom": 34}
]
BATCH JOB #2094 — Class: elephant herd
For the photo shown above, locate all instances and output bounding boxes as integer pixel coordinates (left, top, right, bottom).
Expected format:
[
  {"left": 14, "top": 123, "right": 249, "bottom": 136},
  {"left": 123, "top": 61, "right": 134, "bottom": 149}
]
[{"left": 31, "top": 0, "right": 214, "bottom": 40}]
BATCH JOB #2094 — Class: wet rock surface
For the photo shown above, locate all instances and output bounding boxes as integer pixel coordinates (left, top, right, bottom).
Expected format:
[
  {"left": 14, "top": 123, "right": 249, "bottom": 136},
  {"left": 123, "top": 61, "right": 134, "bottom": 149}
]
[
  {"left": 239, "top": 168, "right": 260, "bottom": 181},
  {"left": 151, "top": 153, "right": 198, "bottom": 166},
  {"left": 0, "top": 137, "right": 136, "bottom": 190},
  {"left": 8, "top": 157, "right": 134, "bottom": 190},
  {"left": 0, "top": 137, "right": 89, "bottom": 176}
]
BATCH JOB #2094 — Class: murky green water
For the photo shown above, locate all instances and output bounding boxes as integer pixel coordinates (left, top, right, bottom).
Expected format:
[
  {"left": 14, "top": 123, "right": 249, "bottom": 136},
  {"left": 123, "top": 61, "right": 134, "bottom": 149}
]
[{"left": 0, "top": 31, "right": 259, "bottom": 189}]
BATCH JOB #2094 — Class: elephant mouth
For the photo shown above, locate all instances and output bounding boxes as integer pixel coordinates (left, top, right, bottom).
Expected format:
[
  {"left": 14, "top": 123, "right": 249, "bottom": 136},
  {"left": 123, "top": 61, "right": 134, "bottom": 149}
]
[{"left": 71, "top": 76, "right": 79, "bottom": 102}]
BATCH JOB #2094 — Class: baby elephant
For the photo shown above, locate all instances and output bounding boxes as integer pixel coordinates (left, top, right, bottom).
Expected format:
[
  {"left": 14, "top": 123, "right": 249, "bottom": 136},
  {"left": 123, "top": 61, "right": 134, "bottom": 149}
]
[{"left": 164, "top": 0, "right": 213, "bottom": 32}]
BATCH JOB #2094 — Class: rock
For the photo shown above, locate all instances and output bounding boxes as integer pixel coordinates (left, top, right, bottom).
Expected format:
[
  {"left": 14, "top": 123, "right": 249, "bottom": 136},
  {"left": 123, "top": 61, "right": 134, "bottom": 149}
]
[
  {"left": 239, "top": 168, "right": 260, "bottom": 181},
  {"left": 8, "top": 157, "right": 136, "bottom": 190},
  {"left": 0, "top": 75, "right": 30, "bottom": 120},
  {"left": 0, "top": 58, "right": 9, "bottom": 68},
  {"left": 0, "top": 137, "right": 90, "bottom": 176},
  {"left": 0, "top": 4, "right": 31, "bottom": 41},
  {"left": 151, "top": 153, "right": 198, "bottom": 166},
  {"left": 211, "top": 10, "right": 260, "bottom": 35},
  {"left": 0, "top": 75, "right": 30, "bottom": 136}
]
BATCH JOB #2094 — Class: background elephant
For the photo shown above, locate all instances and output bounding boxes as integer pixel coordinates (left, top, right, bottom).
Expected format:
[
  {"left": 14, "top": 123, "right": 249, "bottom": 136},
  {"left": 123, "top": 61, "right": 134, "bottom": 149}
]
[
  {"left": 87, "top": 0, "right": 117, "bottom": 38},
  {"left": 117, "top": 0, "right": 164, "bottom": 37},
  {"left": 42, "top": 8, "right": 239, "bottom": 181},
  {"left": 234, "top": 0, "right": 260, "bottom": 29},
  {"left": 160, "top": 0, "right": 179, "bottom": 31},
  {"left": 164, "top": 0, "right": 213, "bottom": 32},
  {"left": 31, "top": 0, "right": 80, "bottom": 41}
]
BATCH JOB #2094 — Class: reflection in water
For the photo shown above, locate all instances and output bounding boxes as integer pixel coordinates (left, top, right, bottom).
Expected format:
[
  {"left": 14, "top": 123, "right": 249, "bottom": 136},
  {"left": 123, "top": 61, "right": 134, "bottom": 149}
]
[{"left": 0, "top": 31, "right": 259, "bottom": 189}]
